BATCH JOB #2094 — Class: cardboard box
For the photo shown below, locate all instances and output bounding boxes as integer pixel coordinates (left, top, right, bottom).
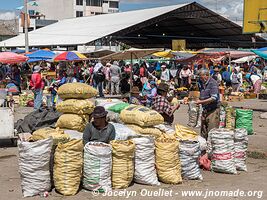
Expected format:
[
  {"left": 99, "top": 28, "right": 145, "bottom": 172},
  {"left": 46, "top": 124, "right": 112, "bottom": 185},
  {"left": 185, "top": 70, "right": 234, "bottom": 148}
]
[{"left": 244, "top": 93, "right": 257, "bottom": 99}]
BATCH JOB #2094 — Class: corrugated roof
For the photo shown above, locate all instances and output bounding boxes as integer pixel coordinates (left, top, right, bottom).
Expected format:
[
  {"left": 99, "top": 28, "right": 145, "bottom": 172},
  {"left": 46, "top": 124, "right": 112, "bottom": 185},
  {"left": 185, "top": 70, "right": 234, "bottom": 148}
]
[{"left": 0, "top": 4, "right": 187, "bottom": 47}]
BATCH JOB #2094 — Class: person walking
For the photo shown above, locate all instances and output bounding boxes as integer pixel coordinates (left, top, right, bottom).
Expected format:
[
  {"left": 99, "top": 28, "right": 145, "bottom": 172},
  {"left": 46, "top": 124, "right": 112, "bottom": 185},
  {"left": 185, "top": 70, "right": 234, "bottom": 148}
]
[
  {"left": 110, "top": 61, "right": 121, "bottom": 95},
  {"left": 30, "top": 65, "right": 43, "bottom": 110},
  {"left": 160, "top": 64, "right": 171, "bottom": 82},
  {"left": 93, "top": 61, "right": 105, "bottom": 97},
  {"left": 179, "top": 65, "right": 192, "bottom": 88},
  {"left": 230, "top": 66, "right": 242, "bottom": 92}
]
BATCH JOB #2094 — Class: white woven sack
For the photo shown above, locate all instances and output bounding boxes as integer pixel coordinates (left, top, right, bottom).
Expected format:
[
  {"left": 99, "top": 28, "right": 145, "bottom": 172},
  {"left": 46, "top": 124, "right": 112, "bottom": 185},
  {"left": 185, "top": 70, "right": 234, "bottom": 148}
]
[
  {"left": 18, "top": 137, "right": 53, "bottom": 197},
  {"left": 132, "top": 137, "right": 160, "bottom": 185},
  {"left": 110, "top": 122, "right": 138, "bottom": 140},
  {"left": 234, "top": 128, "right": 248, "bottom": 171},
  {"left": 83, "top": 142, "right": 112, "bottom": 192}
]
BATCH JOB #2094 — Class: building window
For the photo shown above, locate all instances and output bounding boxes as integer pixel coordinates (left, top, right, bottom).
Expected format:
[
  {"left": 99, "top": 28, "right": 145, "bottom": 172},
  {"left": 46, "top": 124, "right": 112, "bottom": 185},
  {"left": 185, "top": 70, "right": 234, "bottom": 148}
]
[
  {"left": 86, "top": 0, "right": 103, "bottom": 7},
  {"left": 109, "top": 1, "right": 119, "bottom": 8},
  {"left": 76, "top": 11, "right": 83, "bottom": 17},
  {"left": 76, "top": 0, "right": 83, "bottom": 6}
]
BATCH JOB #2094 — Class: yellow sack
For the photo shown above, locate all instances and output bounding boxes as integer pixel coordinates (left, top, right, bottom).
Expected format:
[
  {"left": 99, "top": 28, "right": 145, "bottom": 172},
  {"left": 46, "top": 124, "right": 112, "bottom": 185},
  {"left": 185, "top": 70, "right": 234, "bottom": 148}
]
[
  {"left": 175, "top": 124, "right": 198, "bottom": 140},
  {"left": 127, "top": 124, "right": 162, "bottom": 138},
  {"left": 56, "top": 99, "right": 94, "bottom": 115},
  {"left": 120, "top": 105, "right": 164, "bottom": 127},
  {"left": 111, "top": 140, "right": 135, "bottom": 189},
  {"left": 30, "top": 128, "right": 70, "bottom": 145},
  {"left": 57, "top": 83, "right": 98, "bottom": 100},
  {"left": 225, "top": 106, "right": 235, "bottom": 129},
  {"left": 155, "top": 137, "right": 182, "bottom": 184},
  {"left": 54, "top": 140, "right": 83, "bottom": 196},
  {"left": 56, "top": 114, "right": 88, "bottom": 132}
]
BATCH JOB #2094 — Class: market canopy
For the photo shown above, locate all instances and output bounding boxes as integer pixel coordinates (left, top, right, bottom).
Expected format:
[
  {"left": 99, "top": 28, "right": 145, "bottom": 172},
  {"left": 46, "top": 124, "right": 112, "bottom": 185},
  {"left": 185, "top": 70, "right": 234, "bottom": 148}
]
[
  {"left": 231, "top": 55, "right": 258, "bottom": 64},
  {"left": 26, "top": 50, "right": 56, "bottom": 63},
  {"left": 0, "top": 52, "right": 28, "bottom": 64},
  {"left": 100, "top": 48, "right": 162, "bottom": 60},
  {"left": 53, "top": 51, "right": 87, "bottom": 61},
  {"left": 251, "top": 47, "right": 267, "bottom": 60}
]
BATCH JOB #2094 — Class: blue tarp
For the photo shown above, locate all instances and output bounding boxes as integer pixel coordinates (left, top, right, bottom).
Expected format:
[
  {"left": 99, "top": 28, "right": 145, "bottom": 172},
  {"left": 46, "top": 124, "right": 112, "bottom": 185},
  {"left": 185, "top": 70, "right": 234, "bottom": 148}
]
[
  {"left": 251, "top": 48, "right": 267, "bottom": 60},
  {"left": 26, "top": 50, "right": 55, "bottom": 63}
]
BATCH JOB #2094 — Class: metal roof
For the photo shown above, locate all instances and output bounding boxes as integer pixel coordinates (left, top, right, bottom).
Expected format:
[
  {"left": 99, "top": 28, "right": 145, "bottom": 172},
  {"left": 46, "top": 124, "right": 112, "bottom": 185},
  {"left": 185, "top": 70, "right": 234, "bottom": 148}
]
[{"left": 1, "top": 2, "right": 266, "bottom": 49}]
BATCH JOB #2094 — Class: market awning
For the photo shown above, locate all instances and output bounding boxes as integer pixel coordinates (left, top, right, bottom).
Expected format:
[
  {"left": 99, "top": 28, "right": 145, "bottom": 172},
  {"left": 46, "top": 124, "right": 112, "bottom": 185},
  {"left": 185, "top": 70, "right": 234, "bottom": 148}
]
[
  {"left": 0, "top": 52, "right": 28, "bottom": 64},
  {"left": 26, "top": 50, "right": 55, "bottom": 63},
  {"left": 231, "top": 55, "right": 258, "bottom": 64}
]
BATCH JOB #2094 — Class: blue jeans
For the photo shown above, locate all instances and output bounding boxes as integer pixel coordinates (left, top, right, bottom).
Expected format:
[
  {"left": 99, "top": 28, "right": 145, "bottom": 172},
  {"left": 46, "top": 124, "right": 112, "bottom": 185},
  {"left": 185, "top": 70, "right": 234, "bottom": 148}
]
[
  {"left": 94, "top": 81, "right": 104, "bottom": 97},
  {"left": 34, "top": 89, "right": 43, "bottom": 110}
]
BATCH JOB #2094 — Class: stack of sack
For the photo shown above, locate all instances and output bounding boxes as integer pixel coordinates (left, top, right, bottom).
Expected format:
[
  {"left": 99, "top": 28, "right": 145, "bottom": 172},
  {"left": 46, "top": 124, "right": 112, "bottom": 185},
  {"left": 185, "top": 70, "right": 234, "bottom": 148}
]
[
  {"left": 208, "top": 128, "right": 248, "bottom": 174},
  {"left": 56, "top": 83, "right": 97, "bottom": 132},
  {"left": 120, "top": 105, "right": 165, "bottom": 138}
]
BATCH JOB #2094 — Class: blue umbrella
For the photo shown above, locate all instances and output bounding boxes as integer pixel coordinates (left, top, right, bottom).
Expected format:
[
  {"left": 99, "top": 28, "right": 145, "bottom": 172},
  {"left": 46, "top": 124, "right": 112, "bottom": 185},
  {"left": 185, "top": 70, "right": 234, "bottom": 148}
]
[{"left": 26, "top": 50, "right": 55, "bottom": 63}]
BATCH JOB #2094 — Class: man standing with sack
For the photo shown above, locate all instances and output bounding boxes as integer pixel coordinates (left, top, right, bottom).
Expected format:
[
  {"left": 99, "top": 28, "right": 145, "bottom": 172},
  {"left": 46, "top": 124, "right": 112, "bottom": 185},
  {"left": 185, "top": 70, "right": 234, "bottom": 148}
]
[{"left": 196, "top": 69, "right": 220, "bottom": 139}]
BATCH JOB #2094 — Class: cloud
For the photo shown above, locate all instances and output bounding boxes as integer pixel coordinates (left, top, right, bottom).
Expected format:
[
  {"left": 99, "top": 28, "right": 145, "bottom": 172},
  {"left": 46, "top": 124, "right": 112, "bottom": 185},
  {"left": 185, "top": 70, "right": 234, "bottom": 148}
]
[
  {"left": 120, "top": 0, "right": 244, "bottom": 21},
  {"left": 0, "top": 11, "right": 16, "bottom": 20}
]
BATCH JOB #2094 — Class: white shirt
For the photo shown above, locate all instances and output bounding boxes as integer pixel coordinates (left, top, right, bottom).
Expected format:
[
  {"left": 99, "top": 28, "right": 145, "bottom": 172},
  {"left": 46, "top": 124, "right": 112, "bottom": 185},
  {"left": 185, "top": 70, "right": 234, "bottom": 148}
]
[
  {"left": 161, "top": 69, "right": 170, "bottom": 82},
  {"left": 250, "top": 75, "right": 261, "bottom": 85}
]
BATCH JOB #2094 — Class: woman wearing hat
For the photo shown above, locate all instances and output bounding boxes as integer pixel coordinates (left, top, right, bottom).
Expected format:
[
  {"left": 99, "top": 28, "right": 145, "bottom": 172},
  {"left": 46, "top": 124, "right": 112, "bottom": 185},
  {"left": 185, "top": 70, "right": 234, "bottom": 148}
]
[
  {"left": 83, "top": 106, "right": 115, "bottom": 145},
  {"left": 129, "top": 86, "right": 142, "bottom": 105}
]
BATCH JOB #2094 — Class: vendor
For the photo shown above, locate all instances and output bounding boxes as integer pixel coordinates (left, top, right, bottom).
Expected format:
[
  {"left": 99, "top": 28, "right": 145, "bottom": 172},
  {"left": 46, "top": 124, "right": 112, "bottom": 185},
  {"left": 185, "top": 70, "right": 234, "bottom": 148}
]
[
  {"left": 146, "top": 80, "right": 157, "bottom": 107},
  {"left": 152, "top": 83, "right": 180, "bottom": 125},
  {"left": 196, "top": 69, "right": 220, "bottom": 139},
  {"left": 129, "top": 86, "right": 142, "bottom": 105},
  {"left": 83, "top": 106, "right": 115, "bottom": 145}
]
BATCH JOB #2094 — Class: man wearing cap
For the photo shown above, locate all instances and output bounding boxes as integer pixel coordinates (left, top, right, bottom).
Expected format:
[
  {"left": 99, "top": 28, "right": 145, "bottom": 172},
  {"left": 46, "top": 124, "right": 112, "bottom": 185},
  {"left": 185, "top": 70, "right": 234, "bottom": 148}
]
[
  {"left": 196, "top": 69, "right": 220, "bottom": 139},
  {"left": 83, "top": 106, "right": 116, "bottom": 145},
  {"left": 152, "top": 83, "right": 180, "bottom": 124},
  {"left": 30, "top": 65, "right": 43, "bottom": 110}
]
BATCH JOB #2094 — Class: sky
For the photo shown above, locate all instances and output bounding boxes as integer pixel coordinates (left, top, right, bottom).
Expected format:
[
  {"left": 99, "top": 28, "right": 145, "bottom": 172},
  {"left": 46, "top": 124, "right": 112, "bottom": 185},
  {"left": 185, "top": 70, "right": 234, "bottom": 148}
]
[{"left": 0, "top": 0, "right": 243, "bottom": 22}]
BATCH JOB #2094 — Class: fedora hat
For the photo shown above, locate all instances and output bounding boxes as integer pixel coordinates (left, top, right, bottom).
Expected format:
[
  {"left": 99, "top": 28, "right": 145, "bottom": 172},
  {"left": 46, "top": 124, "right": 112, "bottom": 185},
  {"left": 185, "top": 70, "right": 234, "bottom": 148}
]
[
  {"left": 157, "top": 83, "right": 169, "bottom": 92},
  {"left": 92, "top": 106, "right": 108, "bottom": 119}
]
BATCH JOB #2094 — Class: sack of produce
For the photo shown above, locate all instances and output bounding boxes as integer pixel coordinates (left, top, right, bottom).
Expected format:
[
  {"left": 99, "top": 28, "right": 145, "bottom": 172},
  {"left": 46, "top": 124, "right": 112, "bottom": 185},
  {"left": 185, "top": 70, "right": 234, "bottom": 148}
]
[
  {"left": 54, "top": 140, "right": 83, "bottom": 196},
  {"left": 18, "top": 138, "right": 53, "bottom": 197},
  {"left": 179, "top": 140, "right": 202, "bottom": 180},
  {"left": 133, "top": 137, "right": 160, "bottom": 185},
  {"left": 188, "top": 101, "right": 199, "bottom": 127},
  {"left": 234, "top": 128, "right": 248, "bottom": 171},
  {"left": 108, "top": 102, "right": 130, "bottom": 113},
  {"left": 209, "top": 128, "right": 237, "bottom": 174},
  {"left": 107, "top": 111, "right": 122, "bottom": 123},
  {"left": 56, "top": 114, "right": 88, "bottom": 132},
  {"left": 83, "top": 142, "right": 112, "bottom": 192},
  {"left": 95, "top": 98, "right": 122, "bottom": 109},
  {"left": 111, "top": 140, "right": 135, "bottom": 189},
  {"left": 110, "top": 122, "right": 138, "bottom": 140},
  {"left": 219, "top": 105, "right": 226, "bottom": 128},
  {"left": 235, "top": 109, "right": 253, "bottom": 135},
  {"left": 56, "top": 99, "right": 94, "bottom": 115},
  {"left": 64, "top": 130, "right": 83, "bottom": 140},
  {"left": 155, "top": 137, "right": 182, "bottom": 184},
  {"left": 120, "top": 105, "right": 164, "bottom": 127},
  {"left": 30, "top": 127, "right": 69, "bottom": 145},
  {"left": 127, "top": 124, "right": 162, "bottom": 138},
  {"left": 175, "top": 124, "right": 198, "bottom": 140},
  {"left": 154, "top": 124, "right": 175, "bottom": 135},
  {"left": 58, "top": 82, "right": 97, "bottom": 99},
  {"left": 225, "top": 106, "right": 235, "bottom": 129}
]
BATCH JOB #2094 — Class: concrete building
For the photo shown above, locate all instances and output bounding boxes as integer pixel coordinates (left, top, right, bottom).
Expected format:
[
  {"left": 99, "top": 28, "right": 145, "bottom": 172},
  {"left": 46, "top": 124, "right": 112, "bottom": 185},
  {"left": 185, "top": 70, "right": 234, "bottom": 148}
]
[{"left": 29, "top": 0, "right": 120, "bottom": 20}]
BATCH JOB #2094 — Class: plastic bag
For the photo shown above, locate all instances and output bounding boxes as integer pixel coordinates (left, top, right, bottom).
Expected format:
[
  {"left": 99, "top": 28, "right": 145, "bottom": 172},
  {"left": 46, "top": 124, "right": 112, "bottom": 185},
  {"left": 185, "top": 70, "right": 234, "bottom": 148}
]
[
  {"left": 108, "top": 103, "right": 130, "bottom": 113},
  {"left": 110, "top": 122, "right": 138, "bottom": 140},
  {"left": 219, "top": 105, "right": 226, "bottom": 128},
  {"left": 234, "top": 128, "right": 248, "bottom": 171},
  {"left": 58, "top": 82, "right": 98, "bottom": 99},
  {"left": 18, "top": 138, "right": 53, "bottom": 197},
  {"left": 56, "top": 99, "right": 94, "bottom": 115},
  {"left": 83, "top": 142, "right": 112, "bottom": 192},
  {"left": 95, "top": 99, "right": 122, "bottom": 109},
  {"left": 56, "top": 114, "right": 88, "bottom": 132},
  {"left": 127, "top": 124, "right": 162, "bottom": 138},
  {"left": 175, "top": 124, "right": 198, "bottom": 141},
  {"left": 54, "top": 139, "right": 83, "bottom": 196},
  {"left": 209, "top": 128, "right": 237, "bottom": 174},
  {"left": 155, "top": 137, "right": 182, "bottom": 184},
  {"left": 111, "top": 140, "right": 135, "bottom": 189},
  {"left": 64, "top": 130, "right": 83, "bottom": 140},
  {"left": 235, "top": 109, "right": 253, "bottom": 135},
  {"left": 120, "top": 105, "right": 164, "bottom": 127},
  {"left": 133, "top": 137, "right": 160, "bottom": 185},
  {"left": 179, "top": 140, "right": 202, "bottom": 180}
]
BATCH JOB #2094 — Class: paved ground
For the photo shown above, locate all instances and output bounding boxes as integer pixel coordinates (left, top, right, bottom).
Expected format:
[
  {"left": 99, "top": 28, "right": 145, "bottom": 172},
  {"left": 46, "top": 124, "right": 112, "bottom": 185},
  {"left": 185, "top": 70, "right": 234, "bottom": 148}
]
[{"left": 0, "top": 99, "right": 266, "bottom": 200}]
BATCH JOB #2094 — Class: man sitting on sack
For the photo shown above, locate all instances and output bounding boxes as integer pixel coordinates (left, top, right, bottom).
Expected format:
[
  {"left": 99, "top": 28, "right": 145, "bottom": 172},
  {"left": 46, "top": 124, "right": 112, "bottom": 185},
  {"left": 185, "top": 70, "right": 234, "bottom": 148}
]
[
  {"left": 83, "top": 106, "right": 115, "bottom": 145},
  {"left": 152, "top": 83, "right": 180, "bottom": 125},
  {"left": 196, "top": 69, "right": 220, "bottom": 139}
]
